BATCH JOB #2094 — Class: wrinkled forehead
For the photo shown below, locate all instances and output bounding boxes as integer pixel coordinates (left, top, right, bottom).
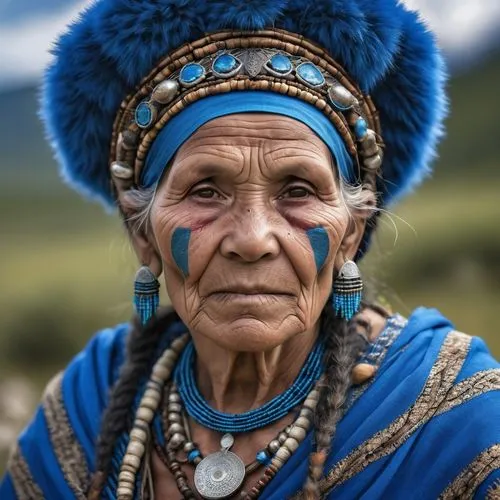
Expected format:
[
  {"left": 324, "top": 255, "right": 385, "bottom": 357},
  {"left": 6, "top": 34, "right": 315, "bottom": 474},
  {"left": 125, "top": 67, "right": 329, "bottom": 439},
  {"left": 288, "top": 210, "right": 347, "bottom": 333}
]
[{"left": 174, "top": 113, "right": 333, "bottom": 160}]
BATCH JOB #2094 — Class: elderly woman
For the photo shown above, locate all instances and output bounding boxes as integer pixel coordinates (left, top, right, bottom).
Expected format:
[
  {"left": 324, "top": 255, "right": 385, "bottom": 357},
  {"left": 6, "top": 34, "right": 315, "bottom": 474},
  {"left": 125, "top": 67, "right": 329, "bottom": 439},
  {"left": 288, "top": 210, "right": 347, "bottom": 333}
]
[{"left": 2, "top": 0, "right": 500, "bottom": 499}]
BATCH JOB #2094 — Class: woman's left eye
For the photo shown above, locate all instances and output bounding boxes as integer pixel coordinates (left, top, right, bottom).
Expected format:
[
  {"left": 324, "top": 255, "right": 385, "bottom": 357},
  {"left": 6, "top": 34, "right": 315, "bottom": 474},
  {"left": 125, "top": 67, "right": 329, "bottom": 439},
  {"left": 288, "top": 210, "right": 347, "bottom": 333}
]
[{"left": 280, "top": 185, "right": 314, "bottom": 199}]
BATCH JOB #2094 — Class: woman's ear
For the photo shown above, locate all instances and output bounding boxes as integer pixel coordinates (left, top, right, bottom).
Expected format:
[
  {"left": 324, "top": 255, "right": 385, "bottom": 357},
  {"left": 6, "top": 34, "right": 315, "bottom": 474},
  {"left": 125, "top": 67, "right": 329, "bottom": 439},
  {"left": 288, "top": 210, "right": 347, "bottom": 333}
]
[
  {"left": 119, "top": 192, "right": 163, "bottom": 277},
  {"left": 129, "top": 229, "right": 163, "bottom": 277},
  {"left": 334, "top": 188, "right": 376, "bottom": 268}
]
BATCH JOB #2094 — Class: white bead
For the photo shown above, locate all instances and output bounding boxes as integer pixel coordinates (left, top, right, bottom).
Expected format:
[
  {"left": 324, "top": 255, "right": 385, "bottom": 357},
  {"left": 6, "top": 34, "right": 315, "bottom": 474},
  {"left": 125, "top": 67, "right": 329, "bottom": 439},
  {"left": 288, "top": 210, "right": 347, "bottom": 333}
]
[
  {"left": 123, "top": 453, "right": 141, "bottom": 469},
  {"left": 110, "top": 161, "right": 133, "bottom": 180},
  {"left": 168, "top": 423, "right": 184, "bottom": 435},
  {"left": 144, "top": 387, "right": 161, "bottom": 400},
  {"left": 117, "top": 486, "right": 133, "bottom": 499},
  {"left": 121, "top": 463, "right": 136, "bottom": 474},
  {"left": 169, "top": 433, "right": 186, "bottom": 449},
  {"left": 171, "top": 336, "right": 188, "bottom": 353},
  {"left": 127, "top": 441, "right": 145, "bottom": 457},
  {"left": 295, "top": 416, "right": 311, "bottom": 430},
  {"left": 275, "top": 447, "right": 291, "bottom": 461},
  {"left": 168, "top": 413, "right": 182, "bottom": 423},
  {"left": 152, "top": 79, "right": 179, "bottom": 104},
  {"left": 141, "top": 396, "right": 159, "bottom": 411},
  {"left": 152, "top": 364, "right": 170, "bottom": 381},
  {"left": 283, "top": 437, "right": 299, "bottom": 453},
  {"left": 363, "top": 153, "right": 382, "bottom": 170},
  {"left": 119, "top": 471, "right": 136, "bottom": 483},
  {"left": 150, "top": 374, "right": 165, "bottom": 385},
  {"left": 308, "top": 389, "right": 320, "bottom": 401},
  {"left": 303, "top": 398, "right": 317, "bottom": 411},
  {"left": 168, "top": 403, "right": 182, "bottom": 413},
  {"left": 130, "top": 428, "right": 148, "bottom": 442},
  {"left": 299, "top": 407, "right": 313, "bottom": 419},
  {"left": 289, "top": 426, "right": 307, "bottom": 441},
  {"left": 136, "top": 407, "right": 154, "bottom": 423},
  {"left": 161, "top": 348, "right": 178, "bottom": 361}
]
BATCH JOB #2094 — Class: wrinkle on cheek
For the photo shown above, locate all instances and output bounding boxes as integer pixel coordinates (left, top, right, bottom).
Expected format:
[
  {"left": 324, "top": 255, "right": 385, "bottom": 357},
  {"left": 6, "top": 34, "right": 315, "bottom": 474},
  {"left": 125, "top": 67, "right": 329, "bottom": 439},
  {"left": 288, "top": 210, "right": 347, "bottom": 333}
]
[{"left": 171, "top": 227, "right": 191, "bottom": 277}]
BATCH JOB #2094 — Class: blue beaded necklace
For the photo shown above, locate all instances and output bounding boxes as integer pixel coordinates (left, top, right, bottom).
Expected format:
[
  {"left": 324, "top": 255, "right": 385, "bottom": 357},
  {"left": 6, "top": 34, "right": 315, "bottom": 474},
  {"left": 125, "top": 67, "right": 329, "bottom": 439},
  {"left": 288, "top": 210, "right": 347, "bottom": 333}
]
[{"left": 174, "top": 339, "right": 325, "bottom": 433}]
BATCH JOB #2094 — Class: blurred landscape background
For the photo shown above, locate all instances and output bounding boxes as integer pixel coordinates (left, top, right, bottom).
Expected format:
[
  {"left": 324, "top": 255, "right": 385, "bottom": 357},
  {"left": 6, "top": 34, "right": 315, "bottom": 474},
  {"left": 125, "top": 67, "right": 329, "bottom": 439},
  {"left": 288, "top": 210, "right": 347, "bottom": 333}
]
[{"left": 1, "top": 0, "right": 499, "bottom": 470}]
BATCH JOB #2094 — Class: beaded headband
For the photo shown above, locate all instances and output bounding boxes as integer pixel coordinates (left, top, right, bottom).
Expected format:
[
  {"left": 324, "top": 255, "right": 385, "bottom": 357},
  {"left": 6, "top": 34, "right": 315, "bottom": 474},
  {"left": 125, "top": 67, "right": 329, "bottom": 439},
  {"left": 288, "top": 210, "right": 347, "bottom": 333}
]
[{"left": 110, "top": 29, "right": 384, "bottom": 197}]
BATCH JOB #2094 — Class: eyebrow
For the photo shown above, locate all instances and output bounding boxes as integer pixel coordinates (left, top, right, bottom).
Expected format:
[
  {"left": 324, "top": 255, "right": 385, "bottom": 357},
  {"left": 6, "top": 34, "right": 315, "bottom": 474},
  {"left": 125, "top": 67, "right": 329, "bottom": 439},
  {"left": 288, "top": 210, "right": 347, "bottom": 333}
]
[
  {"left": 168, "top": 150, "right": 244, "bottom": 185},
  {"left": 264, "top": 147, "right": 339, "bottom": 184}
]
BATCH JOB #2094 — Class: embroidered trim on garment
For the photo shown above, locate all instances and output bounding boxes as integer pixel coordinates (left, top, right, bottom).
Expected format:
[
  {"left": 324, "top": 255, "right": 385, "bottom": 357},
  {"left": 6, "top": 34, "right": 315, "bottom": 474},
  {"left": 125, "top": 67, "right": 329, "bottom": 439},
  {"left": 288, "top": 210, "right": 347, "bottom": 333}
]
[
  {"left": 42, "top": 372, "right": 90, "bottom": 498},
  {"left": 320, "top": 330, "right": 473, "bottom": 495},
  {"left": 439, "top": 445, "right": 500, "bottom": 499},
  {"left": 346, "top": 314, "right": 407, "bottom": 410},
  {"left": 486, "top": 478, "right": 500, "bottom": 500},
  {"left": 7, "top": 446, "right": 44, "bottom": 499},
  {"left": 434, "top": 369, "right": 500, "bottom": 418}
]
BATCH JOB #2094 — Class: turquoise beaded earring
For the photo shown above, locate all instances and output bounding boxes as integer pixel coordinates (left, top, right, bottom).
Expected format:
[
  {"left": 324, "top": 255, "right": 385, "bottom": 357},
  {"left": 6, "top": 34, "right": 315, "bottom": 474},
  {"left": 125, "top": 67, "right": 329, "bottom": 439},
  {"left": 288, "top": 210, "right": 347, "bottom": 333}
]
[
  {"left": 133, "top": 265, "right": 160, "bottom": 324},
  {"left": 333, "top": 260, "right": 363, "bottom": 321}
]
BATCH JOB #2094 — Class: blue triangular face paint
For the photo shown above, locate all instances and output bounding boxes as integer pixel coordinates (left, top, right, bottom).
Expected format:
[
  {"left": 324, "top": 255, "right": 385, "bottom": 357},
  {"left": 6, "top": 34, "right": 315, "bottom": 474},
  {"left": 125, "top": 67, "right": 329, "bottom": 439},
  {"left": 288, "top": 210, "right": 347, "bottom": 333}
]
[
  {"left": 306, "top": 227, "right": 329, "bottom": 272},
  {"left": 171, "top": 227, "right": 191, "bottom": 277}
]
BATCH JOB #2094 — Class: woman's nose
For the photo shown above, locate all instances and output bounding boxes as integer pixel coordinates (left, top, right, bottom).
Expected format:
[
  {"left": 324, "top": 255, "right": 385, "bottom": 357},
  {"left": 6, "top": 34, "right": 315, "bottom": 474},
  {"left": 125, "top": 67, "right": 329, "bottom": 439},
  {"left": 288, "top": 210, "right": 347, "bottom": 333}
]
[{"left": 220, "top": 207, "right": 281, "bottom": 262}]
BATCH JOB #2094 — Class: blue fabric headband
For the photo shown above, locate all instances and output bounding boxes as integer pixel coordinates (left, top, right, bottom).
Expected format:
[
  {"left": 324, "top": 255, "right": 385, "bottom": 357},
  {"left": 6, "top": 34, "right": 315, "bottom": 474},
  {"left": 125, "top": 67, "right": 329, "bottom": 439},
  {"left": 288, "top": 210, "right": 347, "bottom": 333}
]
[{"left": 142, "top": 91, "right": 354, "bottom": 189}]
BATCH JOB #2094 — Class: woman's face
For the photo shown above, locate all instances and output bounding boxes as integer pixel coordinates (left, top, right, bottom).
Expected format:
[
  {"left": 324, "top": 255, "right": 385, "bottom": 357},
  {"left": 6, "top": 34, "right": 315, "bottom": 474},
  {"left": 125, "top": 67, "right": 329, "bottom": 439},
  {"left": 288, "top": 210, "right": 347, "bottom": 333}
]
[{"left": 146, "top": 113, "right": 366, "bottom": 351}]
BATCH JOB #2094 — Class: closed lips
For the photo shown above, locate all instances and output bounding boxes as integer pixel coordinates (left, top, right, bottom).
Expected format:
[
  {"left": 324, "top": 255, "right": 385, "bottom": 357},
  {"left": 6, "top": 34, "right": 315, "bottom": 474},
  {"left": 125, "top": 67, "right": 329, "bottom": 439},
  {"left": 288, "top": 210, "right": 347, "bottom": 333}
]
[{"left": 209, "top": 287, "right": 294, "bottom": 296}]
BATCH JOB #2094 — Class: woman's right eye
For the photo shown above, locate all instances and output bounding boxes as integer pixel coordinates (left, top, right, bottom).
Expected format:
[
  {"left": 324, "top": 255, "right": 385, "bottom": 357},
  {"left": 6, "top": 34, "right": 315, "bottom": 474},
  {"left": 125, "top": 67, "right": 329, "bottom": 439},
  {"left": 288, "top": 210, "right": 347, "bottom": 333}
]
[{"left": 192, "top": 188, "right": 217, "bottom": 199}]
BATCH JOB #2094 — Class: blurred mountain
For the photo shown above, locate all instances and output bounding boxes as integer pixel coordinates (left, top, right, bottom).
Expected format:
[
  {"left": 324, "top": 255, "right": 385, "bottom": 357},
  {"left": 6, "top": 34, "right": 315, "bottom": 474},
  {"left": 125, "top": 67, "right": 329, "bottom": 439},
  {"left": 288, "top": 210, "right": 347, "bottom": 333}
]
[{"left": 0, "top": 0, "right": 81, "bottom": 22}]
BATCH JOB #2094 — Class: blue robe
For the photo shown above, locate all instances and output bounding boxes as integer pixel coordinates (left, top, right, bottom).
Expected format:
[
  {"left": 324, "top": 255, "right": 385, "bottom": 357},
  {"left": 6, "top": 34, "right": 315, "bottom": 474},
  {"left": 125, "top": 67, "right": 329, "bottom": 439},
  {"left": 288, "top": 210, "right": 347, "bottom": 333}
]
[{"left": 2, "top": 308, "right": 500, "bottom": 499}]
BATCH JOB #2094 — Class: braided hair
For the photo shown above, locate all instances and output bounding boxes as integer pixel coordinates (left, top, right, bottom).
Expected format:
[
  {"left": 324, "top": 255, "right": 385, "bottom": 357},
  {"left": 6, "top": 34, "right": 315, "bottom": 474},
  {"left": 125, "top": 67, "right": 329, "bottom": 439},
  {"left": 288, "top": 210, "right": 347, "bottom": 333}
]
[
  {"left": 88, "top": 303, "right": 371, "bottom": 499},
  {"left": 297, "top": 301, "right": 368, "bottom": 500},
  {"left": 88, "top": 307, "right": 180, "bottom": 498}
]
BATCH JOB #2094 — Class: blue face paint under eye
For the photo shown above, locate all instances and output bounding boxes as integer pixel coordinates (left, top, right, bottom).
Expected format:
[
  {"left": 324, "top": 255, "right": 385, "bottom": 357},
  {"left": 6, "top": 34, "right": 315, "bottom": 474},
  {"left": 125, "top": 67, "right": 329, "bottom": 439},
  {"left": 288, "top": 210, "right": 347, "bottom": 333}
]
[
  {"left": 171, "top": 227, "right": 191, "bottom": 277},
  {"left": 306, "top": 227, "right": 329, "bottom": 272}
]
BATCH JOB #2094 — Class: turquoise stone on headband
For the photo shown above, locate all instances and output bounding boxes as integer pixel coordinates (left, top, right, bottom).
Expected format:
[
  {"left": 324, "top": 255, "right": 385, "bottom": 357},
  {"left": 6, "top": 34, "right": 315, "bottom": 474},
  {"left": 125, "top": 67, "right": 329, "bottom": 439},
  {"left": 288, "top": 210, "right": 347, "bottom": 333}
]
[
  {"left": 179, "top": 63, "right": 205, "bottom": 86},
  {"left": 296, "top": 62, "right": 325, "bottom": 87},
  {"left": 212, "top": 54, "right": 240, "bottom": 76},
  {"left": 212, "top": 54, "right": 241, "bottom": 77},
  {"left": 267, "top": 54, "right": 292, "bottom": 74},
  {"left": 135, "top": 101, "right": 155, "bottom": 128},
  {"left": 354, "top": 117, "right": 368, "bottom": 139}
]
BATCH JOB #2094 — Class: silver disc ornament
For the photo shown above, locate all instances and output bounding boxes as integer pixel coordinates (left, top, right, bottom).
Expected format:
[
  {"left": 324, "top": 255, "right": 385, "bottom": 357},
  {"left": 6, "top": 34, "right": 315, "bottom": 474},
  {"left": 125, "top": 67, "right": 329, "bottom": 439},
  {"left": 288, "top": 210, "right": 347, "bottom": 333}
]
[{"left": 194, "top": 434, "right": 246, "bottom": 499}]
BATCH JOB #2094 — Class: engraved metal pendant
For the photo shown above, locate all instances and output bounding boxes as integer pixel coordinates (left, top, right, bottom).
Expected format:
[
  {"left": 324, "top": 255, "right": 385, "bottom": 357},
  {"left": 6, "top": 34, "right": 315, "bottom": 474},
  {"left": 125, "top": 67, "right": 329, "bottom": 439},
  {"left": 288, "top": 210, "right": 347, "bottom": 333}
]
[{"left": 194, "top": 434, "right": 245, "bottom": 499}]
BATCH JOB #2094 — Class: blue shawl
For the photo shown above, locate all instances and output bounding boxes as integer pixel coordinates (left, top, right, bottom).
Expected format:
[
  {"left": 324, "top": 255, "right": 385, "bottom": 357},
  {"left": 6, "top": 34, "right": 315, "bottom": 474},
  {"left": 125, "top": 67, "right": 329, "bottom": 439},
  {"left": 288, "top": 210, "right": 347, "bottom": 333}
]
[{"left": 2, "top": 308, "right": 500, "bottom": 499}]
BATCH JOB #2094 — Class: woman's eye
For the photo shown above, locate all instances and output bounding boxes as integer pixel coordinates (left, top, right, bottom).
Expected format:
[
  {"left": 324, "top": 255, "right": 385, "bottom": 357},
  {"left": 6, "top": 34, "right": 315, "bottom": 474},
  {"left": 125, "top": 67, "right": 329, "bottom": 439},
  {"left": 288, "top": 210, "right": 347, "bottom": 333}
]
[
  {"left": 281, "top": 185, "right": 314, "bottom": 199},
  {"left": 189, "top": 185, "right": 224, "bottom": 200},
  {"left": 194, "top": 188, "right": 216, "bottom": 198}
]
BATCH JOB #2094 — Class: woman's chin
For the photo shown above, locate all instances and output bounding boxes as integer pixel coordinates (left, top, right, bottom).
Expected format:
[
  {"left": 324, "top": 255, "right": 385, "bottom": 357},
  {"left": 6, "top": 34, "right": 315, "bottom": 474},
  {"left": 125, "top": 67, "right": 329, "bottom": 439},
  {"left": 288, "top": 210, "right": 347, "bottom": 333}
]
[{"left": 200, "top": 314, "right": 304, "bottom": 352}]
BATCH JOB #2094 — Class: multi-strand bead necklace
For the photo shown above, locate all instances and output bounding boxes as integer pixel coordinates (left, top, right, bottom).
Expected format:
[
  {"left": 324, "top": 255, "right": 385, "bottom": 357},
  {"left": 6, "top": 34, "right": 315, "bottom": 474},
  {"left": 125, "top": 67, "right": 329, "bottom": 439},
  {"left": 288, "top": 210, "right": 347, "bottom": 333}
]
[{"left": 116, "top": 334, "right": 324, "bottom": 499}]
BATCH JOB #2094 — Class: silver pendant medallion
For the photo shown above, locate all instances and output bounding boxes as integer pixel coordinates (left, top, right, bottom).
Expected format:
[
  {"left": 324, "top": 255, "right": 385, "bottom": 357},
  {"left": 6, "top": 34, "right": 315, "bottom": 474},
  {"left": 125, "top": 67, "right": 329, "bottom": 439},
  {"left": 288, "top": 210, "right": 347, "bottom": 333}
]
[{"left": 194, "top": 434, "right": 245, "bottom": 499}]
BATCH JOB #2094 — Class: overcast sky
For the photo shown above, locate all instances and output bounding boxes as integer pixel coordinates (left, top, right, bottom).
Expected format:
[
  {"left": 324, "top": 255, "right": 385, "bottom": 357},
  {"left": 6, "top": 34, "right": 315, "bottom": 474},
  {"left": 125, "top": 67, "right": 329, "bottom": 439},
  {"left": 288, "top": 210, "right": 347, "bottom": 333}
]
[{"left": 0, "top": 0, "right": 499, "bottom": 90}]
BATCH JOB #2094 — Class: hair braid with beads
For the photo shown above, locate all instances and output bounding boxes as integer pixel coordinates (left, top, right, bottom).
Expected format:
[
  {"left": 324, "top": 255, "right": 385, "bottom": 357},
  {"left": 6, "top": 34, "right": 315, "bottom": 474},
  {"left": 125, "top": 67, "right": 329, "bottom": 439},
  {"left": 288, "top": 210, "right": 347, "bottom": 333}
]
[
  {"left": 298, "top": 301, "right": 369, "bottom": 500},
  {"left": 88, "top": 307, "right": 179, "bottom": 498}
]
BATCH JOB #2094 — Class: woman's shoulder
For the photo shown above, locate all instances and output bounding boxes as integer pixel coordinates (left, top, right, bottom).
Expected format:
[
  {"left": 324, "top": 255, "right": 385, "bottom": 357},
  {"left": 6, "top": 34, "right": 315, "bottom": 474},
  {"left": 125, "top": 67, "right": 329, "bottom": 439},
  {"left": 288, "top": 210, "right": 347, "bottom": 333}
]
[
  {"left": 0, "top": 322, "right": 132, "bottom": 499},
  {"left": 334, "top": 307, "right": 500, "bottom": 499}
]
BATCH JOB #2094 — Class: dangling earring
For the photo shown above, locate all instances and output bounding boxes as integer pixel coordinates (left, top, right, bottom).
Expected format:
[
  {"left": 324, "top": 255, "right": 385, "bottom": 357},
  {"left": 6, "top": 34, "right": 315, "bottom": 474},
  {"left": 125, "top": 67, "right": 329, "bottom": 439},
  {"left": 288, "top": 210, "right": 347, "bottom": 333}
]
[
  {"left": 134, "top": 265, "right": 160, "bottom": 324},
  {"left": 332, "top": 260, "right": 363, "bottom": 321}
]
